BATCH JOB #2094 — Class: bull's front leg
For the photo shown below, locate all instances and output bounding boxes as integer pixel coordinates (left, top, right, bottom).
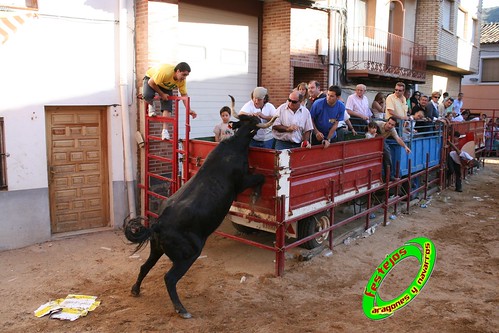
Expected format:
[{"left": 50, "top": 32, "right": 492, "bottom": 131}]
[{"left": 240, "top": 174, "right": 265, "bottom": 205}]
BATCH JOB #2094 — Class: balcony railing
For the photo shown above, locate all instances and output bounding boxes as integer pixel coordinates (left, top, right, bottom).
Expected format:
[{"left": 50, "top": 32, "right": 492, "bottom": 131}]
[{"left": 347, "top": 26, "right": 427, "bottom": 82}]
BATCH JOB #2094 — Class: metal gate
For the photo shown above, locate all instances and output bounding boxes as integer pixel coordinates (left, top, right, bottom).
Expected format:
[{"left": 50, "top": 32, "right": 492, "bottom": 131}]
[{"left": 139, "top": 96, "right": 191, "bottom": 221}]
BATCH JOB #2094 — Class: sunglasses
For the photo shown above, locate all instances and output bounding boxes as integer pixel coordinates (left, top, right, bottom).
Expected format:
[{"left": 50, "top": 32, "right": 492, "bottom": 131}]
[
  {"left": 288, "top": 98, "right": 299, "bottom": 104},
  {"left": 395, "top": 89, "right": 404, "bottom": 92}
]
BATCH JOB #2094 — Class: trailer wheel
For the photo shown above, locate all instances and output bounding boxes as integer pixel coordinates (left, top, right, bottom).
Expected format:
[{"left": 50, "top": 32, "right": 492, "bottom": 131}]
[
  {"left": 298, "top": 214, "right": 330, "bottom": 249},
  {"left": 231, "top": 222, "right": 258, "bottom": 234}
]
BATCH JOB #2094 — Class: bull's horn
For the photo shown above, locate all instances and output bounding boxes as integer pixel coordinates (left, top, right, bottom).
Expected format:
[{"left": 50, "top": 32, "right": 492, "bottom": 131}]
[
  {"left": 228, "top": 95, "right": 238, "bottom": 119},
  {"left": 256, "top": 114, "right": 279, "bottom": 128}
]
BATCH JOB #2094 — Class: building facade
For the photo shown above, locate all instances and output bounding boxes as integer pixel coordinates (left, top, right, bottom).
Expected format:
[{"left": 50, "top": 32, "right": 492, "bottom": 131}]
[
  {"left": 0, "top": 0, "right": 136, "bottom": 250},
  {"left": 462, "top": 22, "right": 499, "bottom": 112}
]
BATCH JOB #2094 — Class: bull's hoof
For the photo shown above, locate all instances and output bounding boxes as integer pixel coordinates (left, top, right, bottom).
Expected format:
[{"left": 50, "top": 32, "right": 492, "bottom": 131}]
[
  {"left": 131, "top": 285, "right": 140, "bottom": 297},
  {"left": 177, "top": 310, "right": 192, "bottom": 319}
]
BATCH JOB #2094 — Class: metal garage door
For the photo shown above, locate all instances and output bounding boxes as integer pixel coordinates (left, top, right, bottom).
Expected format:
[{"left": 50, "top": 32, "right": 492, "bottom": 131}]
[{"left": 148, "top": 2, "right": 258, "bottom": 138}]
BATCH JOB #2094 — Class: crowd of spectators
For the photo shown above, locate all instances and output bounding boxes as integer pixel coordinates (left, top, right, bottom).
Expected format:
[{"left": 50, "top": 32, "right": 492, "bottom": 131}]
[
  {"left": 210, "top": 81, "right": 494, "bottom": 190},
  {"left": 213, "top": 81, "right": 491, "bottom": 148}
]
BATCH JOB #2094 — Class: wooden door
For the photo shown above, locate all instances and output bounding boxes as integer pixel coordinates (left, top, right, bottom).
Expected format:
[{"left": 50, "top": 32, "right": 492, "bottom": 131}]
[{"left": 46, "top": 106, "right": 109, "bottom": 233}]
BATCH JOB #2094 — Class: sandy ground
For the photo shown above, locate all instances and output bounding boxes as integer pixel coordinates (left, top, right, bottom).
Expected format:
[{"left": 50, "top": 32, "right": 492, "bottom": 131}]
[{"left": 1, "top": 159, "right": 498, "bottom": 333}]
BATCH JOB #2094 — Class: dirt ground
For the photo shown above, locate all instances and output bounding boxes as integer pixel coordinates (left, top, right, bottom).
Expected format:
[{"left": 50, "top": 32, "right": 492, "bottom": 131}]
[{"left": 1, "top": 159, "right": 498, "bottom": 333}]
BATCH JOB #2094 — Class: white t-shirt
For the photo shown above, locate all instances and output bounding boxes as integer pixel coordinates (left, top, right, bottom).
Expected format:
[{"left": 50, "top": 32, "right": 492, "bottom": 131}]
[
  {"left": 337, "top": 110, "right": 350, "bottom": 128},
  {"left": 452, "top": 99, "right": 463, "bottom": 115},
  {"left": 239, "top": 100, "right": 277, "bottom": 141}
]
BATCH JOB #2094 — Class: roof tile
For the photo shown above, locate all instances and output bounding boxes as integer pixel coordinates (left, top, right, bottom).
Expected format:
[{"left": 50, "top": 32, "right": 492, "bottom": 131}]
[{"left": 481, "top": 22, "right": 499, "bottom": 44}]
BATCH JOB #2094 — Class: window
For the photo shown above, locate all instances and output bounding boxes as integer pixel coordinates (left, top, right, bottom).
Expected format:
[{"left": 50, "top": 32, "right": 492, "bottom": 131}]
[
  {"left": 442, "top": 0, "right": 452, "bottom": 31},
  {"left": 456, "top": 8, "right": 465, "bottom": 39},
  {"left": 482, "top": 58, "right": 499, "bottom": 83},
  {"left": 471, "top": 19, "right": 478, "bottom": 44},
  {"left": 354, "top": 0, "right": 367, "bottom": 28},
  {"left": 0, "top": 118, "right": 7, "bottom": 190}
]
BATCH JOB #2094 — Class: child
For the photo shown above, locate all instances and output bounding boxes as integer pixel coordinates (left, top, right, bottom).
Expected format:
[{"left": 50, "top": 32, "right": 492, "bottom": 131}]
[
  {"left": 365, "top": 121, "right": 378, "bottom": 139},
  {"left": 213, "top": 106, "right": 234, "bottom": 142}
]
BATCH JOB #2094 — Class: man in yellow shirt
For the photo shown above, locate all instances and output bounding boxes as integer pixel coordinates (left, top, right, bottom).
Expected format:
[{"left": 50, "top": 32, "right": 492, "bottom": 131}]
[{"left": 143, "top": 62, "right": 197, "bottom": 140}]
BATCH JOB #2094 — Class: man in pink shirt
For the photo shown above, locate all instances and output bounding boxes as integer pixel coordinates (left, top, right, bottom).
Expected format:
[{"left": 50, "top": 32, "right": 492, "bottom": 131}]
[
  {"left": 346, "top": 84, "right": 372, "bottom": 120},
  {"left": 346, "top": 84, "right": 372, "bottom": 130}
]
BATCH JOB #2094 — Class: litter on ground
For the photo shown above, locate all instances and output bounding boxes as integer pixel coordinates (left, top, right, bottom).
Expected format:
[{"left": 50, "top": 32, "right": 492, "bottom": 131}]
[{"left": 34, "top": 294, "right": 100, "bottom": 321}]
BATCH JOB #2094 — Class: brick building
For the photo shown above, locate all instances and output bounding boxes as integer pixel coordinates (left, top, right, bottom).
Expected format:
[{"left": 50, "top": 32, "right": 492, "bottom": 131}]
[{"left": 136, "top": 0, "right": 482, "bottom": 135}]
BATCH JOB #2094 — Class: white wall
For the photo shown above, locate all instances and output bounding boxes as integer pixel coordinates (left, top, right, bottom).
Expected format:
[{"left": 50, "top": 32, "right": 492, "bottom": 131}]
[
  {"left": 0, "top": 0, "right": 134, "bottom": 191},
  {"left": 0, "top": 0, "right": 136, "bottom": 249}
]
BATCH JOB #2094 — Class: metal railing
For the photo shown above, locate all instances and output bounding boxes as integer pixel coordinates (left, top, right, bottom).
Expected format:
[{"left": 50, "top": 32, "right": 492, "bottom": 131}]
[{"left": 347, "top": 26, "right": 427, "bottom": 81}]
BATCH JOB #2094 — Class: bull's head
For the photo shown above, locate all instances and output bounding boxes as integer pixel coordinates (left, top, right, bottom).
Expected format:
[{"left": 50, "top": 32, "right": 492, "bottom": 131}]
[{"left": 228, "top": 95, "right": 278, "bottom": 129}]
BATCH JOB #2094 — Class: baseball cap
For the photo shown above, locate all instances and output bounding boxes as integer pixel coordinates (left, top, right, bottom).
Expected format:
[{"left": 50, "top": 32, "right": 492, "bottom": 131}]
[{"left": 253, "top": 87, "right": 267, "bottom": 99}]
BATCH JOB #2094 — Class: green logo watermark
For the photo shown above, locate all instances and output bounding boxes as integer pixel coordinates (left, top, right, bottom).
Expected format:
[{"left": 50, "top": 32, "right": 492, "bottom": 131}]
[{"left": 362, "top": 237, "right": 436, "bottom": 320}]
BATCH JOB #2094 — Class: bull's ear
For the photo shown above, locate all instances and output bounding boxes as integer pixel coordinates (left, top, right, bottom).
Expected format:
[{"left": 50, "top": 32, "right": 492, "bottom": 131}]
[{"left": 230, "top": 121, "right": 242, "bottom": 130}]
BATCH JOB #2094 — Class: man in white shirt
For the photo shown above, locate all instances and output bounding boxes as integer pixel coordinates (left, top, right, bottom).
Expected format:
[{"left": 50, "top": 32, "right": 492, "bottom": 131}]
[
  {"left": 452, "top": 93, "right": 464, "bottom": 116},
  {"left": 239, "top": 87, "right": 277, "bottom": 148},
  {"left": 273, "top": 90, "right": 314, "bottom": 150}
]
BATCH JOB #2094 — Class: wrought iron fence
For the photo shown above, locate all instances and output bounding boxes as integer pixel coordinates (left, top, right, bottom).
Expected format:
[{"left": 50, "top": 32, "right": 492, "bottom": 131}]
[{"left": 347, "top": 26, "right": 427, "bottom": 81}]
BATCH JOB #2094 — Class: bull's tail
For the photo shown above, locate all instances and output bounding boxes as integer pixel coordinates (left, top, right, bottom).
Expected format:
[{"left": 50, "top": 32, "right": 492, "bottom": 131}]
[{"left": 123, "top": 216, "right": 153, "bottom": 253}]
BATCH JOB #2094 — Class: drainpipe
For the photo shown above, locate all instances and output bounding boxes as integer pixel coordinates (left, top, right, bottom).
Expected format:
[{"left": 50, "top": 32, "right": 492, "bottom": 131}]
[
  {"left": 119, "top": 0, "right": 136, "bottom": 219},
  {"left": 315, "top": 1, "right": 347, "bottom": 86}
]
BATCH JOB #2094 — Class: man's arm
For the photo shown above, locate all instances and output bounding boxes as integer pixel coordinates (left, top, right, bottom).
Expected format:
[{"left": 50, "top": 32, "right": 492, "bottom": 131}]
[
  {"left": 395, "top": 136, "right": 411, "bottom": 154},
  {"left": 388, "top": 110, "right": 408, "bottom": 121},
  {"left": 180, "top": 93, "right": 197, "bottom": 118},
  {"left": 448, "top": 140, "right": 461, "bottom": 154},
  {"left": 347, "top": 109, "right": 367, "bottom": 119},
  {"left": 273, "top": 124, "right": 298, "bottom": 133},
  {"left": 311, "top": 120, "right": 324, "bottom": 141},
  {"left": 326, "top": 121, "right": 339, "bottom": 142},
  {"left": 345, "top": 119, "right": 357, "bottom": 135},
  {"left": 148, "top": 78, "right": 169, "bottom": 100},
  {"left": 302, "top": 130, "right": 312, "bottom": 144}
]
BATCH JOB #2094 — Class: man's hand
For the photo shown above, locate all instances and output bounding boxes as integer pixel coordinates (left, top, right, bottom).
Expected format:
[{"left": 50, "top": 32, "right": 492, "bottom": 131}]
[
  {"left": 315, "top": 131, "right": 324, "bottom": 141},
  {"left": 160, "top": 92, "right": 170, "bottom": 101},
  {"left": 322, "top": 140, "right": 330, "bottom": 149},
  {"left": 404, "top": 146, "right": 411, "bottom": 154},
  {"left": 301, "top": 140, "right": 311, "bottom": 149},
  {"left": 190, "top": 110, "right": 197, "bottom": 119}
]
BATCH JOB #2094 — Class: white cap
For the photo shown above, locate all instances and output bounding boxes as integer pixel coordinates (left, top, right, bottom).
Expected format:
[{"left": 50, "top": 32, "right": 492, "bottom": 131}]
[{"left": 253, "top": 87, "right": 267, "bottom": 99}]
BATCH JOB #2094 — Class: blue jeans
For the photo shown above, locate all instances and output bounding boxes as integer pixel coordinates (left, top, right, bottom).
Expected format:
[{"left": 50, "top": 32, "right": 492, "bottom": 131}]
[
  {"left": 250, "top": 138, "right": 274, "bottom": 149},
  {"left": 143, "top": 77, "right": 173, "bottom": 111},
  {"left": 275, "top": 140, "right": 301, "bottom": 150}
]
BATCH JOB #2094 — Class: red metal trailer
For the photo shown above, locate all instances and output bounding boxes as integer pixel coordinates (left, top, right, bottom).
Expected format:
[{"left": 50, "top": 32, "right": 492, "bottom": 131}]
[
  {"left": 188, "top": 137, "right": 384, "bottom": 275},
  {"left": 138, "top": 97, "right": 448, "bottom": 276}
]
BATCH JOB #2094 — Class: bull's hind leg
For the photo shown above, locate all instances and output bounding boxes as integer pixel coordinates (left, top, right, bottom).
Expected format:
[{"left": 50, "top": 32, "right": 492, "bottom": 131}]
[
  {"left": 131, "top": 239, "right": 163, "bottom": 296},
  {"left": 165, "top": 255, "right": 199, "bottom": 319}
]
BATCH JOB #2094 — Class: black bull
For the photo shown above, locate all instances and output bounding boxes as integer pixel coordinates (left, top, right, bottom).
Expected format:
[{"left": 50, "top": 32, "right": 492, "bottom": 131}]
[{"left": 124, "top": 96, "right": 277, "bottom": 319}]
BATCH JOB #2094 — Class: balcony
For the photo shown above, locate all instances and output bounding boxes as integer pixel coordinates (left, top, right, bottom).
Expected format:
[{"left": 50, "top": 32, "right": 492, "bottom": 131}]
[{"left": 346, "top": 26, "right": 427, "bottom": 83}]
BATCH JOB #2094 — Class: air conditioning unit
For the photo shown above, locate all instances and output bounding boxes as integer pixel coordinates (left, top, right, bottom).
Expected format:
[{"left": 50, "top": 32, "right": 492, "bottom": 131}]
[{"left": 317, "top": 38, "right": 328, "bottom": 56}]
